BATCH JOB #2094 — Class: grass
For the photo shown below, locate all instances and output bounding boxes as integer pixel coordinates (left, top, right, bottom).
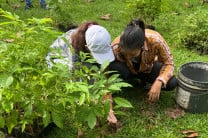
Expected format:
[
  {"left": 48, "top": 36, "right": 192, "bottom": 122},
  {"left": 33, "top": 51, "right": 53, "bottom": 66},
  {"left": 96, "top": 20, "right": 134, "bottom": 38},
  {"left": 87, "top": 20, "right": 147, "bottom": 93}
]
[{"left": 1, "top": 0, "right": 208, "bottom": 137}]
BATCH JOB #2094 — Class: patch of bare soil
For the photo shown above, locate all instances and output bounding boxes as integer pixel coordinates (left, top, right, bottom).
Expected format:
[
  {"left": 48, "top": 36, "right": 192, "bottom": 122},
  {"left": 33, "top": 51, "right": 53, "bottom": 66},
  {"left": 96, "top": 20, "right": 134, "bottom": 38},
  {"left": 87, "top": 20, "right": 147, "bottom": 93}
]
[{"left": 165, "top": 105, "right": 185, "bottom": 119}]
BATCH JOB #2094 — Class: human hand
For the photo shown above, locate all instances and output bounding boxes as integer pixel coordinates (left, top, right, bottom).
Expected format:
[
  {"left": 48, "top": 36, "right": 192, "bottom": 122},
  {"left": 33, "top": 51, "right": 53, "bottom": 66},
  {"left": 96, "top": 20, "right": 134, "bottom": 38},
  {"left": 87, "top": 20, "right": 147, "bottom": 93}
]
[
  {"left": 147, "top": 80, "right": 163, "bottom": 102},
  {"left": 107, "top": 110, "right": 117, "bottom": 124}
]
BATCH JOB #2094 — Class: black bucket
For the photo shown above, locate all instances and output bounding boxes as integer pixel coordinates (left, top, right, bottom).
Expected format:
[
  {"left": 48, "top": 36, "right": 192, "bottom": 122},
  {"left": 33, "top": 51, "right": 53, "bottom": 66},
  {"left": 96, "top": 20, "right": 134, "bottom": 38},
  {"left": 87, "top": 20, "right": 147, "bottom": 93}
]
[{"left": 175, "top": 61, "right": 208, "bottom": 113}]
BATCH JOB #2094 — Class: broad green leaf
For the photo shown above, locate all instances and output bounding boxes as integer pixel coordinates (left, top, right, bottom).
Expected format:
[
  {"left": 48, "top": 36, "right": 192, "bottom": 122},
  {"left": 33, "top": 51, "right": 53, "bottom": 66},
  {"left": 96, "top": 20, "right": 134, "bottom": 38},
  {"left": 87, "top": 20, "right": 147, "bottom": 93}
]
[
  {"left": 0, "top": 89, "right": 2, "bottom": 101},
  {"left": 107, "top": 74, "right": 120, "bottom": 83},
  {"left": 108, "top": 85, "right": 122, "bottom": 91},
  {"left": 114, "top": 110, "right": 129, "bottom": 116},
  {"left": 7, "top": 121, "right": 15, "bottom": 134},
  {"left": 104, "top": 101, "right": 110, "bottom": 114},
  {"left": 6, "top": 110, "right": 18, "bottom": 134},
  {"left": 97, "top": 89, "right": 110, "bottom": 97},
  {"left": 93, "top": 106, "right": 104, "bottom": 117},
  {"left": 2, "top": 101, "right": 13, "bottom": 113},
  {"left": 0, "top": 74, "right": 13, "bottom": 88},
  {"left": 113, "top": 82, "right": 132, "bottom": 88},
  {"left": 6, "top": 76, "right": 14, "bottom": 87},
  {"left": 24, "top": 103, "right": 32, "bottom": 117},
  {"left": 114, "top": 97, "right": 133, "bottom": 108},
  {"left": 21, "top": 121, "right": 27, "bottom": 132},
  {"left": 65, "top": 83, "right": 74, "bottom": 90},
  {"left": 108, "top": 82, "right": 132, "bottom": 92},
  {"left": 78, "top": 84, "right": 89, "bottom": 93},
  {"left": 0, "top": 115, "right": 5, "bottom": 128},
  {"left": 79, "top": 93, "right": 85, "bottom": 105},
  {"left": 52, "top": 112, "right": 63, "bottom": 128},
  {"left": 87, "top": 112, "right": 97, "bottom": 129},
  {"left": 76, "top": 106, "right": 89, "bottom": 122},
  {"left": 0, "top": 42, "right": 8, "bottom": 52},
  {"left": 43, "top": 111, "right": 51, "bottom": 127},
  {"left": 0, "top": 22, "right": 16, "bottom": 26},
  {"left": 0, "top": 9, "right": 20, "bottom": 21},
  {"left": 100, "top": 60, "right": 110, "bottom": 72}
]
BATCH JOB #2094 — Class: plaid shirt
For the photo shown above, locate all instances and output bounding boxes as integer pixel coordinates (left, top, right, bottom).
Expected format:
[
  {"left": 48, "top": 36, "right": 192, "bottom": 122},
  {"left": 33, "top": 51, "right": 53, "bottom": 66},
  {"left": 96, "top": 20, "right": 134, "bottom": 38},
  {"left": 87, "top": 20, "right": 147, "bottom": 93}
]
[
  {"left": 46, "top": 29, "right": 80, "bottom": 70},
  {"left": 112, "top": 29, "right": 175, "bottom": 86}
]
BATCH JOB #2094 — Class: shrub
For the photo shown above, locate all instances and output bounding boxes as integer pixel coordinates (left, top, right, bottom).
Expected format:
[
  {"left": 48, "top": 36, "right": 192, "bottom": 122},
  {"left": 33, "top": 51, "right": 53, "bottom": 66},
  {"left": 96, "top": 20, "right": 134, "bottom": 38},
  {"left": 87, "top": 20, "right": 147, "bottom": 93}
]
[
  {"left": 47, "top": 0, "right": 75, "bottom": 31},
  {"left": 0, "top": 9, "right": 132, "bottom": 137},
  {"left": 0, "top": 8, "right": 63, "bottom": 135},
  {"left": 178, "top": 9, "right": 208, "bottom": 55},
  {"left": 125, "top": 0, "right": 168, "bottom": 25}
]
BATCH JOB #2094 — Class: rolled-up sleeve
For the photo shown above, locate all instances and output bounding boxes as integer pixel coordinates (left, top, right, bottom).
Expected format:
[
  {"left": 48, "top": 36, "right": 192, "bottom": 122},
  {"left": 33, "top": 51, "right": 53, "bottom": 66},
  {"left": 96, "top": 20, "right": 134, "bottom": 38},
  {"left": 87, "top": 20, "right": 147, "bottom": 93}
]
[{"left": 155, "top": 38, "right": 174, "bottom": 87}]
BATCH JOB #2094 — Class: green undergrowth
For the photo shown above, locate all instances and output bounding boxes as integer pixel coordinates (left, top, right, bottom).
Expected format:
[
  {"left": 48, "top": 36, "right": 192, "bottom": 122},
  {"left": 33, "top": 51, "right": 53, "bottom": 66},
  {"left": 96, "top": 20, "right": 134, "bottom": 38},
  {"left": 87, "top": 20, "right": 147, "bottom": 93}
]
[{"left": 1, "top": 0, "right": 208, "bottom": 137}]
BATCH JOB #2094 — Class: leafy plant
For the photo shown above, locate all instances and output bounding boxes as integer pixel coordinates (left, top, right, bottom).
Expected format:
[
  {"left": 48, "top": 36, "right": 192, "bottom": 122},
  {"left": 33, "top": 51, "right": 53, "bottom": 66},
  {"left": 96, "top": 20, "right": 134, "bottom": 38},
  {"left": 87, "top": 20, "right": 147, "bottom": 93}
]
[
  {"left": 0, "top": 9, "right": 132, "bottom": 137},
  {"left": 2, "top": 0, "right": 208, "bottom": 138},
  {"left": 47, "top": 0, "right": 75, "bottom": 31},
  {"left": 125, "top": 0, "right": 168, "bottom": 25},
  {"left": 177, "top": 9, "right": 208, "bottom": 55},
  {"left": 0, "top": 8, "right": 64, "bottom": 135}
]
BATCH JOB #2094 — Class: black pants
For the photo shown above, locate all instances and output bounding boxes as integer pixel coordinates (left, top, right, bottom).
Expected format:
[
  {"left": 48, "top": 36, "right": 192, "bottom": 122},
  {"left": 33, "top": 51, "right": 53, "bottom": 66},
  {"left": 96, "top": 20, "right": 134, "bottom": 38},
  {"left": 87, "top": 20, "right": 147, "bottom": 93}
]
[{"left": 109, "top": 61, "right": 178, "bottom": 91}]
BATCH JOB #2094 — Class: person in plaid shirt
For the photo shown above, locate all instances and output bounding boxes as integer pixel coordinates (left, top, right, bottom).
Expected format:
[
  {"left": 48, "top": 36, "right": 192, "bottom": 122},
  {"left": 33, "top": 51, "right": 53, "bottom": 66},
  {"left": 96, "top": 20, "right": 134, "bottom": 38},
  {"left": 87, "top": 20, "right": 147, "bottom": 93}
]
[{"left": 109, "top": 18, "right": 177, "bottom": 102}]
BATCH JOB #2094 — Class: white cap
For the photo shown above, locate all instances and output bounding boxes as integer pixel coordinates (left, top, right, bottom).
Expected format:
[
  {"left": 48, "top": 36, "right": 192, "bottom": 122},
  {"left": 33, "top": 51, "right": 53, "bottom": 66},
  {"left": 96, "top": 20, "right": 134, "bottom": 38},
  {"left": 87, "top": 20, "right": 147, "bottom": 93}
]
[{"left": 85, "top": 25, "right": 115, "bottom": 64}]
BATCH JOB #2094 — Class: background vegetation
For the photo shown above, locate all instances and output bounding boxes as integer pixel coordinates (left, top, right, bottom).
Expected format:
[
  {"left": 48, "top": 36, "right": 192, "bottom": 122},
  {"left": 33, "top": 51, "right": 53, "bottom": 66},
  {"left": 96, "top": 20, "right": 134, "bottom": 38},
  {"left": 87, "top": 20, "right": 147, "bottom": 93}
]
[{"left": 1, "top": 0, "right": 208, "bottom": 137}]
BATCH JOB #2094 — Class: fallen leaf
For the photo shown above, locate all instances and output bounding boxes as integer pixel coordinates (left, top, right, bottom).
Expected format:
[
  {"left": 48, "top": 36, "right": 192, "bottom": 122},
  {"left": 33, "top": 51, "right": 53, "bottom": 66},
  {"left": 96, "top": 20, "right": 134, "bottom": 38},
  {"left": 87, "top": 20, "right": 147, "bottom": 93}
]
[
  {"left": 101, "top": 14, "right": 111, "bottom": 20},
  {"left": 183, "top": 2, "right": 193, "bottom": 8},
  {"left": 181, "top": 130, "right": 199, "bottom": 138},
  {"left": 184, "top": 132, "right": 199, "bottom": 138},
  {"left": 12, "top": 4, "right": 20, "bottom": 9},
  {"left": 181, "top": 130, "right": 197, "bottom": 134},
  {"left": 16, "top": 32, "right": 21, "bottom": 38},
  {"left": 183, "top": 2, "right": 189, "bottom": 7},
  {"left": 5, "top": 39, "right": 15, "bottom": 43}
]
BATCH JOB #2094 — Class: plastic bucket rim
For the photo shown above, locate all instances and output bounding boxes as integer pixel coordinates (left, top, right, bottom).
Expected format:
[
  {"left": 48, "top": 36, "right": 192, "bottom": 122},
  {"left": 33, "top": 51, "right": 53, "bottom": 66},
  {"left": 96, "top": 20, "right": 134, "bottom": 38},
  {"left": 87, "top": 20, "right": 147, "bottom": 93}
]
[
  {"left": 178, "top": 61, "right": 208, "bottom": 86},
  {"left": 177, "top": 79, "right": 208, "bottom": 92}
]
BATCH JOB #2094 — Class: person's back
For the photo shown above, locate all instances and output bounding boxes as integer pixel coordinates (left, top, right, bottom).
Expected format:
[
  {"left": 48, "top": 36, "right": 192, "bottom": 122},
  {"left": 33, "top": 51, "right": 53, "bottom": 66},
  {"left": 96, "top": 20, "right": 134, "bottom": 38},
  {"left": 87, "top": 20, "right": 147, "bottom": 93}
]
[{"left": 46, "top": 29, "right": 77, "bottom": 69}]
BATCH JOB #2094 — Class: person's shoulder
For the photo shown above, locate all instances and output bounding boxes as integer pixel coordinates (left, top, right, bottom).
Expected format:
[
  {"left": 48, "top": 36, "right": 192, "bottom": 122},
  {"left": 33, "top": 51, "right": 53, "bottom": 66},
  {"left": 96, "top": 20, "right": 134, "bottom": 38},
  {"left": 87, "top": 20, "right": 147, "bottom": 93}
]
[
  {"left": 112, "top": 36, "right": 120, "bottom": 45},
  {"left": 62, "top": 28, "right": 77, "bottom": 40},
  {"left": 145, "top": 29, "right": 163, "bottom": 39},
  {"left": 145, "top": 29, "right": 159, "bottom": 35},
  {"left": 66, "top": 28, "right": 77, "bottom": 35}
]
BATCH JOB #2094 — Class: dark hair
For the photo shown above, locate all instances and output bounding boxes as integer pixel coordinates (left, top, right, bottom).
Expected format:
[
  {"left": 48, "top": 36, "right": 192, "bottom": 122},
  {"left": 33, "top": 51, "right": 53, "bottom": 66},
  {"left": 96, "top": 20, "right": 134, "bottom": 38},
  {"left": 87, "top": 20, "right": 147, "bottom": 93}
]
[
  {"left": 71, "top": 21, "right": 99, "bottom": 53},
  {"left": 119, "top": 18, "right": 145, "bottom": 50}
]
